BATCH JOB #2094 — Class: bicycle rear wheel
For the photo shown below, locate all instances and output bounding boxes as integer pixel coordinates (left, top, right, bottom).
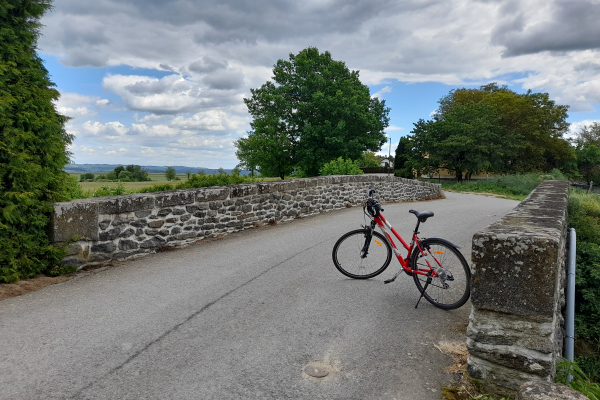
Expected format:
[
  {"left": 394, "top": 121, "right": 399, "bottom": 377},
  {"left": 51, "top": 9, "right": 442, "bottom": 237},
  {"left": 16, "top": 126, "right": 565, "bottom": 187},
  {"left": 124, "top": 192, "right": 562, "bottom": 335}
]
[
  {"left": 332, "top": 229, "right": 392, "bottom": 279},
  {"left": 410, "top": 238, "right": 471, "bottom": 310}
]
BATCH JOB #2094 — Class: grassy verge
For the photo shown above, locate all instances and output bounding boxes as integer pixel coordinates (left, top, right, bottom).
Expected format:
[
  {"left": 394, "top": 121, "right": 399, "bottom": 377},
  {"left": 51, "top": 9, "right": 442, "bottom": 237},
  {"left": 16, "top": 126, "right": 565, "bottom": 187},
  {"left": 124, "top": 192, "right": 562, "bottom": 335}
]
[{"left": 420, "top": 170, "right": 567, "bottom": 201}]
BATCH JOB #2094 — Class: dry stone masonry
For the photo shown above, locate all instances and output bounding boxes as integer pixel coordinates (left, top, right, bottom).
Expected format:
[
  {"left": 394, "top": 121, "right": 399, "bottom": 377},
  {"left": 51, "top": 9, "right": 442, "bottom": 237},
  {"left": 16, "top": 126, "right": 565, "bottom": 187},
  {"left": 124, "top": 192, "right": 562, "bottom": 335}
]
[
  {"left": 467, "top": 180, "right": 570, "bottom": 397},
  {"left": 52, "top": 175, "right": 442, "bottom": 268}
]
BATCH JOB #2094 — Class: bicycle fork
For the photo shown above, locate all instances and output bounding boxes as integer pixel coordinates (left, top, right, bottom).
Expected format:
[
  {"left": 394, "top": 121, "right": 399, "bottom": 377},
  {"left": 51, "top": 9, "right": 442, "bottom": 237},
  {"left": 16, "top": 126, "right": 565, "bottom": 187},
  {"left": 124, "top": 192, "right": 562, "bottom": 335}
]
[{"left": 360, "top": 220, "right": 377, "bottom": 258}]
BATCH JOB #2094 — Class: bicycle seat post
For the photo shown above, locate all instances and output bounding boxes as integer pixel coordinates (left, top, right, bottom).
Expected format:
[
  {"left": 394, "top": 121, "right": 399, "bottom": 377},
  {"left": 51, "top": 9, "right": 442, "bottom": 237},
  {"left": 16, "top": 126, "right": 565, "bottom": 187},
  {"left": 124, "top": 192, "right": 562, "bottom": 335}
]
[{"left": 413, "top": 219, "right": 421, "bottom": 234}]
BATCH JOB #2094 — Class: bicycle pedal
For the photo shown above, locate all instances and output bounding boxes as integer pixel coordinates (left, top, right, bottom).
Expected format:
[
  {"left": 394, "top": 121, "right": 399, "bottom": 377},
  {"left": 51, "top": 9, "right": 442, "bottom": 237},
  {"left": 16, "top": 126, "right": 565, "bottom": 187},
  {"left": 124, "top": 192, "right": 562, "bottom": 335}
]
[{"left": 384, "top": 278, "right": 395, "bottom": 284}]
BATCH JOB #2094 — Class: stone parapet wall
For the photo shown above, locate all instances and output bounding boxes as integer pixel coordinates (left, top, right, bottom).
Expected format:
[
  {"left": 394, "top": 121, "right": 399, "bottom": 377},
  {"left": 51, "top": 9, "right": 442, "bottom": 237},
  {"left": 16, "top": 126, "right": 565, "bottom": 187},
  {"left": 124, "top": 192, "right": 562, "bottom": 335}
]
[
  {"left": 467, "top": 180, "right": 570, "bottom": 396},
  {"left": 51, "top": 175, "right": 442, "bottom": 268}
]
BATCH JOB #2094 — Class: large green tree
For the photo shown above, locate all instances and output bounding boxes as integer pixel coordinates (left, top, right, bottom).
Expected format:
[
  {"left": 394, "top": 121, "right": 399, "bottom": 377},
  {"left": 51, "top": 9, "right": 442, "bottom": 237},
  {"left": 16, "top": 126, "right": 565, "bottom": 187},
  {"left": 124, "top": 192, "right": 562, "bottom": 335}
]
[
  {"left": 435, "top": 83, "right": 573, "bottom": 173},
  {"left": 410, "top": 103, "right": 507, "bottom": 182},
  {"left": 236, "top": 47, "right": 390, "bottom": 178},
  {"left": 0, "top": 0, "right": 73, "bottom": 282}
]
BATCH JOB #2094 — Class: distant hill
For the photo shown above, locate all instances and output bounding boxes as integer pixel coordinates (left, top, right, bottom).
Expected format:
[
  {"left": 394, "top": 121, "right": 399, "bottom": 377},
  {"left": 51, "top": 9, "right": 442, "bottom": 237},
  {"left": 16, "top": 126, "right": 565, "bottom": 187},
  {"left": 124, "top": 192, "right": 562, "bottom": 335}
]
[{"left": 64, "top": 164, "right": 250, "bottom": 175}]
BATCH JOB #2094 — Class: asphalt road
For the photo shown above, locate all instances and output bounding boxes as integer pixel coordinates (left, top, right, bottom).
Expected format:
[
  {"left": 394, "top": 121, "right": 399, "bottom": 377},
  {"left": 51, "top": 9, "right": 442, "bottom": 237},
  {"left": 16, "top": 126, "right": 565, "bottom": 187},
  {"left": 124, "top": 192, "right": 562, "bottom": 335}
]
[{"left": 0, "top": 192, "right": 519, "bottom": 400}]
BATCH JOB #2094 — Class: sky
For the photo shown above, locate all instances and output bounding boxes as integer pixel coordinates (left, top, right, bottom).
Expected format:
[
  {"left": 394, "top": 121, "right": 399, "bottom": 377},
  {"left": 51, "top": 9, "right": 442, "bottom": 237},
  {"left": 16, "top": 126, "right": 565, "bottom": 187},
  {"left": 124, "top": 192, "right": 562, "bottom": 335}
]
[{"left": 38, "top": 0, "right": 600, "bottom": 169}]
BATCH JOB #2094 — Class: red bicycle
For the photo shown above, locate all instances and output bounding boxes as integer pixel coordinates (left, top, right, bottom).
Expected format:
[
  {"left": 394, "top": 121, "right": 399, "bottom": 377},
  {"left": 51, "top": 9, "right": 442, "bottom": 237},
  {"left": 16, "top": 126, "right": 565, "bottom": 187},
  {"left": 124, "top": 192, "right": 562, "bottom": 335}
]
[{"left": 332, "top": 186, "right": 471, "bottom": 310}]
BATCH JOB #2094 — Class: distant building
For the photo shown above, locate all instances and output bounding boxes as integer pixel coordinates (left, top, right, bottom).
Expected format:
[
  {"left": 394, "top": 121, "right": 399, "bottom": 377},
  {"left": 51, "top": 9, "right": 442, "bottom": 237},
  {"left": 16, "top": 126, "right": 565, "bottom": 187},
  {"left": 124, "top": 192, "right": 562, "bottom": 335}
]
[{"left": 378, "top": 155, "right": 394, "bottom": 167}]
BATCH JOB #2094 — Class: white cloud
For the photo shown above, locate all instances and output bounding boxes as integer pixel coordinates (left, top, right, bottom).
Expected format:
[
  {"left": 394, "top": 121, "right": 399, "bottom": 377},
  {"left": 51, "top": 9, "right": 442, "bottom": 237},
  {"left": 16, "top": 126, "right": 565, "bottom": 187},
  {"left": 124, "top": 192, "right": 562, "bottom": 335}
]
[
  {"left": 58, "top": 106, "right": 96, "bottom": 118},
  {"left": 384, "top": 125, "right": 403, "bottom": 131},
  {"left": 38, "top": 0, "right": 600, "bottom": 167},
  {"left": 568, "top": 119, "right": 600, "bottom": 139},
  {"left": 372, "top": 86, "right": 392, "bottom": 99}
]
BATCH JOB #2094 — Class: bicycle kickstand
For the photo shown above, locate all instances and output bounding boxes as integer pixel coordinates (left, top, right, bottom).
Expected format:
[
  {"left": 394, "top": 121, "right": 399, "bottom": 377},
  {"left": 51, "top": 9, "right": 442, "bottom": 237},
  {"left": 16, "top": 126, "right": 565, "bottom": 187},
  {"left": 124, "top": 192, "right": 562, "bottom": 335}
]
[{"left": 414, "top": 271, "right": 433, "bottom": 309}]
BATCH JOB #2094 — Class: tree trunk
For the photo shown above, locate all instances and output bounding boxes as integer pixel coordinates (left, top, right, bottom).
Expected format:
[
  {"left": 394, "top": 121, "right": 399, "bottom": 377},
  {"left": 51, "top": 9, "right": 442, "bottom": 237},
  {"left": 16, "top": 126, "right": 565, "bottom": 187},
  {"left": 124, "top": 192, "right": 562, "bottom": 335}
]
[{"left": 456, "top": 169, "right": 463, "bottom": 183}]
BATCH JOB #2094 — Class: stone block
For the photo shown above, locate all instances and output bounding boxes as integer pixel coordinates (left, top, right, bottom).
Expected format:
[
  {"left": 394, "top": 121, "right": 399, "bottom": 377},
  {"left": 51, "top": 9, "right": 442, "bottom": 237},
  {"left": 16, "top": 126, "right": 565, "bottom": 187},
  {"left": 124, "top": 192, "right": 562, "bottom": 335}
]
[
  {"left": 99, "top": 227, "right": 121, "bottom": 241},
  {"left": 52, "top": 200, "right": 99, "bottom": 242},
  {"left": 91, "top": 242, "right": 117, "bottom": 253},
  {"left": 65, "top": 243, "right": 82, "bottom": 256},
  {"left": 148, "top": 220, "right": 165, "bottom": 228},
  {"left": 155, "top": 190, "right": 195, "bottom": 207},
  {"left": 171, "top": 232, "right": 196, "bottom": 241},
  {"left": 99, "top": 220, "right": 111, "bottom": 230},
  {"left": 119, "top": 239, "right": 139, "bottom": 251},
  {"left": 130, "top": 219, "right": 148, "bottom": 228},
  {"left": 119, "top": 228, "right": 135, "bottom": 238},
  {"left": 517, "top": 382, "right": 589, "bottom": 400},
  {"left": 157, "top": 208, "right": 172, "bottom": 217},
  {"left": 140, "top": 237, "right": 167, "bottom": 249},
  {"left": 196, "top": 187, "right": 229, "bottom": 201},
  {"left": 135, "top": 210, "right": 152, "bottom": 218},
  {"left": 97, "top": 194, "right": 155, "bottom": 214},
  {"left": 230, "top": 184, "right": 258, "bottom": 198}
]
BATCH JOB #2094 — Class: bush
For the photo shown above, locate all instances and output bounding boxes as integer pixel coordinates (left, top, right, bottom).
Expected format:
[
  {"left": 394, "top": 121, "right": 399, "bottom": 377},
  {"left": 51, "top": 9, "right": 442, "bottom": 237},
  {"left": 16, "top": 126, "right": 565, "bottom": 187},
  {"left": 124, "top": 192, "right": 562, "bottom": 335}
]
[
  {"left": 118, "top": 170, "right": 133, "bottom": 181},
  {"left": 0, "top": 1, "right": 73, "bottom": 283},
  {"left": 569, "top": 188, "right": 600, "bottom": 381},
  {"left": 573, "top": 242, "right": 600, "bottom": 342},
  {"left": 358, "top": 152, "right": 381, "bottom": 168},
  {"left": 91, "top": 183, "right": 132, "bottom": 197},
  {"left": 319, "top": 157, "right": 364, "bottom": 176},
  {"left": 79, "top": 172, "right": 94, "bottom": 181}
]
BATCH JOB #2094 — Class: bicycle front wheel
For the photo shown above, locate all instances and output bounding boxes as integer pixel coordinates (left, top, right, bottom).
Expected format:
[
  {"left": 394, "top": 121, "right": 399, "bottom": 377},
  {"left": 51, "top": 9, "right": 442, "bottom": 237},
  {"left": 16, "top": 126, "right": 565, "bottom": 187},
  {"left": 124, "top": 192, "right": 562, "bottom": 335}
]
[
  {"left": 332, "top": 229, "right": 392, "bottom": 279},
  {"left": 411, "top": 238, "right": 471, "bottom": 310}
]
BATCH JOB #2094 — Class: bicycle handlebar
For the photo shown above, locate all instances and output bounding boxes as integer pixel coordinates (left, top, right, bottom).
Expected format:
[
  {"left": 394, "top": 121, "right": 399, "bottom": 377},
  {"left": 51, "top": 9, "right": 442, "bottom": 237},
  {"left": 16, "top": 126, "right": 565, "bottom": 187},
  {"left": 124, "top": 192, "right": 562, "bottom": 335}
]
[{"left": 366, "top": 198, "right": 384, "bottom": 218}]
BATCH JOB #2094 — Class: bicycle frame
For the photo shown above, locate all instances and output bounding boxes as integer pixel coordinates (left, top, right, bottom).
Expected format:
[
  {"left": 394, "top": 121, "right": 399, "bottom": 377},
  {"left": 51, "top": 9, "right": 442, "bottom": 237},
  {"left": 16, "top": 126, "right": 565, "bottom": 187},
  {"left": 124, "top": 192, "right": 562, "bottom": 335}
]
[{"left": 372, "top": 213, "right": 439, "bottom": 278}]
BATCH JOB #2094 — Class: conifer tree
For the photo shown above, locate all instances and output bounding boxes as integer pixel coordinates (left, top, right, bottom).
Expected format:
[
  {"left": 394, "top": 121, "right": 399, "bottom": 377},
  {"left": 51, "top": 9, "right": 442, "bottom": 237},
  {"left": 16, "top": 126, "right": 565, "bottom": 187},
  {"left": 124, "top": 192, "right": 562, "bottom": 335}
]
[{"left": 0, "top": 0, "right": 73, "bottom": 282}]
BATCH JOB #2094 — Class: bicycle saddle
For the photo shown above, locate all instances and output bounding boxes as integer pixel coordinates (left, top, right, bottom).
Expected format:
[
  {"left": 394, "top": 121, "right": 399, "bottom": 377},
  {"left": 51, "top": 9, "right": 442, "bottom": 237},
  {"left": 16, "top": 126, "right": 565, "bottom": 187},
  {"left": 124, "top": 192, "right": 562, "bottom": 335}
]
[{"left": 409, "top": 209, "right": 434, "bottom": 222}]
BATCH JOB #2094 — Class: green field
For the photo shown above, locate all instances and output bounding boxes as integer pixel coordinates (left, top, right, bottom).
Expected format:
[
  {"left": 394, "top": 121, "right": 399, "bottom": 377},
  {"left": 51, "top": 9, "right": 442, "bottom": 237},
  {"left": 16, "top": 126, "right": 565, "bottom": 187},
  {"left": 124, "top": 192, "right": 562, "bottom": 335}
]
[
  {"left": 71, "top": 173, "right": 189, "bottom": 195},
  {"left": 71, "top": 173, "right": 282, "bottom": 197}
]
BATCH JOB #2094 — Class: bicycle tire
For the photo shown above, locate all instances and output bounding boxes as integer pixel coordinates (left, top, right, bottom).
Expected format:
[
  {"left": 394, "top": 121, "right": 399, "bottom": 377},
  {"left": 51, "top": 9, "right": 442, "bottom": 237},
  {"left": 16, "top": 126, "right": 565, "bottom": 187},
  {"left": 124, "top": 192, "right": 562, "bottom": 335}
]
[
  {"left": 410, "top": 238, "right": 471, "bottom": 310},
  {"left": 332, "top": 229, "right": 392, "bottom": 279}
]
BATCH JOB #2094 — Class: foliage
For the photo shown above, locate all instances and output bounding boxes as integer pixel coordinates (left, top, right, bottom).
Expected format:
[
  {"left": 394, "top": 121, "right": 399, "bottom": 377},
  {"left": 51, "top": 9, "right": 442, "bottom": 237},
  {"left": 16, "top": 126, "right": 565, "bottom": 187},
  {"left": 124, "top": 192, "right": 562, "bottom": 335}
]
[
  {"left": 64, "top": 176, "right": 86, "bottom": 200},
  {"left": 138, "top": 172, "right": 256, "bottom": 193},
  {"left": 0, "top": 0, "right": 74, "bottom": 283},
  {"left": 568, "top": 188, "right": 600, "bottom": 381},
  {"left": 319, "top": 157, "right": 364, "bottom": 176},
  {"left": 575, "top": 145, "right": 600, "bottom": 184},
  {"left": 572, "top": 242, "right": 600, "bottom": 343},
  {"left": 410, "top": 103, "right": 508, "bottom": 181},
  {"left": 357, "top": 152, "right": 381, "bottom": 168},
  {"left": 574, "top": 122, "right": 600, "bottom": 148},
  {"left": 102, "top": 165, "right": 150, "bottom": 182},
  {"left": 556, "top": 358, "right": 600, "bottom": 398},
  {"left": 91, "top": 183, "right": 132, "bottom": 197},
  {"left": 79, "top": 173, "right": 95, "bottom": 181},
  {"left": 433, "top": 83, "right": 574, "bottom": 175},
  {"left": 394, "top": 136, "right": 415, "bottom": 179},
  {"left": 165, "top": 166, "right": 176, "bottom": 181},
  {"left": 236, "top": 47, "right": 390, "bottom": 178},
  {"left": 137, "top": 183, "right": 175, "bottom": 193}
]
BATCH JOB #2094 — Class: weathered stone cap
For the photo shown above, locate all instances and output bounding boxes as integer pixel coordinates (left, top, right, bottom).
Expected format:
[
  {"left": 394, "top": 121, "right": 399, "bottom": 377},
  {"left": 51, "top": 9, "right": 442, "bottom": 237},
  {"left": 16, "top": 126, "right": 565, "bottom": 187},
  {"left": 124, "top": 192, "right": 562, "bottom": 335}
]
[
  {"left": 471, "top": 180, "right": 569, "bottom": 318},
  {"left": 517, "top": 381, "right": 590, "bottom": 399},
  {"left": 478, "top": 180, "right": 569, "bottom": 237}
]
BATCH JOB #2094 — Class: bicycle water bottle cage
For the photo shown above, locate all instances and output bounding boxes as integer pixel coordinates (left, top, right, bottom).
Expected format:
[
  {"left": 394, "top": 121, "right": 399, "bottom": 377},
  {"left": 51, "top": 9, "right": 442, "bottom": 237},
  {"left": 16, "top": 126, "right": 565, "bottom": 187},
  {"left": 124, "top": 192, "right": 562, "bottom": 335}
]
[{"left": 409, "top": 209, "right": 434, "bottom": 223}]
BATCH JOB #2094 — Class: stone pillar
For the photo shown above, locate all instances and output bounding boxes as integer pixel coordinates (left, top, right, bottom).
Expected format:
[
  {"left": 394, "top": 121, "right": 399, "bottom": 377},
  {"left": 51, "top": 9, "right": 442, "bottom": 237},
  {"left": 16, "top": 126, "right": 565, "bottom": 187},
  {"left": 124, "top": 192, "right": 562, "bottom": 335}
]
[{"left": 467, "top": 180, "right": 570, "bottom": 396}]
